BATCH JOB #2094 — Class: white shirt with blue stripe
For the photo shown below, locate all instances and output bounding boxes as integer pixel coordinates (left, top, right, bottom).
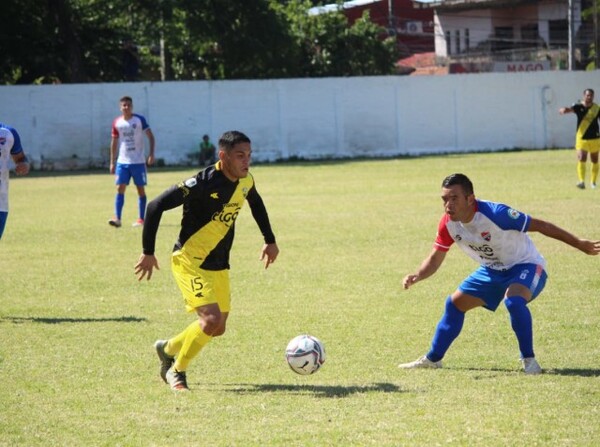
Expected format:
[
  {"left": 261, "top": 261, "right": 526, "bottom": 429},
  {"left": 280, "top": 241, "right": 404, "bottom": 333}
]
[
  {"left": 434, "top": 199, "right": 546, "bottom": 271},
  {"left": 0, "top": 123, "right": 24, "bottom": 212}
]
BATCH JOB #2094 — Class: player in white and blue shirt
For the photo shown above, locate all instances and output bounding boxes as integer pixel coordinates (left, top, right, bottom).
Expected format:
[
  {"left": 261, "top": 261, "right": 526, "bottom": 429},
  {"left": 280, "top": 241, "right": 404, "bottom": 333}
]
[
  {"left": 400, "top": 173, "right": 600, "bottom": 374},
  {"left": 0, "top": 122, "right": 30, "bottom": 239},
  {"left": 108, "top": 96, "right": 155, "bottom": 228}
]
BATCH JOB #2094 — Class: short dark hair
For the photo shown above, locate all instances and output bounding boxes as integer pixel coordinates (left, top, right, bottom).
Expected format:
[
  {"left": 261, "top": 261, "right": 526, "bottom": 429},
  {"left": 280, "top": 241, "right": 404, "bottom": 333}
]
[
  {"left": 442, "top": 173, "right": 474, "bottom": 195},
  {"left": 219, "top": 130, "right": 251, "bottom": 151},
  {"left": 584, "top": 88, "right": 595, "bottom": 96},
  {"left": 120, "top": 96, "right": 133, "bottom": 103}
]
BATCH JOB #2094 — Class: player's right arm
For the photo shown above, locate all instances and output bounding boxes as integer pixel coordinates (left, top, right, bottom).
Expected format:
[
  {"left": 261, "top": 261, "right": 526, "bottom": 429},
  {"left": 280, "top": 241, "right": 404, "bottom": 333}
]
[
  {"left": 109, "top": 136, "right": 118, "bottom": 174},
  {"left": 136, "top": 185, "right": 186, "bottom": 281},
  {"left": 403, "top": 248, "right": 447, "bottom": 289}
]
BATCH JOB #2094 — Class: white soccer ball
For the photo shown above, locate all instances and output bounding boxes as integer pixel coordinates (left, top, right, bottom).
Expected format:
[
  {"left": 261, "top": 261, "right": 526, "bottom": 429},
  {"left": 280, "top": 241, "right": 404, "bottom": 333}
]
[{"left": 285, "top": 334, "right": 326, "bottom": 375}]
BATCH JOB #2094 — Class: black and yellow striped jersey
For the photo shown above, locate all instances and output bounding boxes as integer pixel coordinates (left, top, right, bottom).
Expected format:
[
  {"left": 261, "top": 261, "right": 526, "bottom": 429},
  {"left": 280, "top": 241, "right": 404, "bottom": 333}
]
[
  {"left": 143, "top": 161, "right": 276, "bottom": 270},
  {"left": 572, "top": 103, "right": 600, "bottom": 140}
]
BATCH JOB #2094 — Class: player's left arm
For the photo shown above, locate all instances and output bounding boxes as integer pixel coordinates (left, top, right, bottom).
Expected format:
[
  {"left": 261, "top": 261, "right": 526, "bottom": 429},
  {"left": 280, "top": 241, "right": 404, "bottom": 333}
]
[
  {"left": 12, "top": 151, "right": 30, "bottom": 176},
  {"left": 145, "top": 128, "right": 155, "bottom": 166},
  {"left": 528, "top": 217, "right": 600, "bottom": 255},
  {"left": 246, "top": 186, "right": 279, "bottom": 269}
]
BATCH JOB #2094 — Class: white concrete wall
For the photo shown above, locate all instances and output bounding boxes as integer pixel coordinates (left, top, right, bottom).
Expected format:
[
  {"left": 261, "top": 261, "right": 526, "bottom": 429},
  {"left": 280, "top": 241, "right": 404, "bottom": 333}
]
[{"left": 0, "top": 70, "right": 598, "bottom": 168}]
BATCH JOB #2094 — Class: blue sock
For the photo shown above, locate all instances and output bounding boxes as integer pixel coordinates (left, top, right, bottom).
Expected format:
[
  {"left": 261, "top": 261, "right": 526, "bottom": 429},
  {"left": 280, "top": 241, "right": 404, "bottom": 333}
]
[
  {"left": 138, "top": 195, "right": 147, "bottom": 220},
  {"left": 427, "top": 296, "right": 465, "bottom": 362},
  {"left": 115, "top": 193, "right": 125, "bottom": 220},
  {"left": 0, "top": 211, "right": 8, "bottom": 239},
  {"left": 504, "top": 296, "right": 534, "bottom": 358}
]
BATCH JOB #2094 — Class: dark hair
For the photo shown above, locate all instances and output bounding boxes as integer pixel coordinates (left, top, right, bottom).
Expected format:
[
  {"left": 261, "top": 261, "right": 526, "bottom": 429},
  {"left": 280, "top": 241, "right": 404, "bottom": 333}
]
[
  {"left": 120, "top": 96, "right": 133, "bottom": 103},
  {"left": 218, "top": 130, "right": 251, "bottom": 151},
  {"left": 442, "top": 173, "right": 474, "bottom": 195},
  {"left": 584, "top": 88, "right": 595, "bottom": 96}
]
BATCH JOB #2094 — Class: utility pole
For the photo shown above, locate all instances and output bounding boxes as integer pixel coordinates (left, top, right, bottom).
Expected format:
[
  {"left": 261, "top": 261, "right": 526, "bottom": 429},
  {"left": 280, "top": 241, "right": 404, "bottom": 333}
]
[
  {"left": 595, "top": 0, "right": 600, "bottom": 69},
  {"left": 568, "top": 0, "right": 575, "bottom": 70},
  {"left": 388, "top": 0, "right": 395, "bottom": 36}
]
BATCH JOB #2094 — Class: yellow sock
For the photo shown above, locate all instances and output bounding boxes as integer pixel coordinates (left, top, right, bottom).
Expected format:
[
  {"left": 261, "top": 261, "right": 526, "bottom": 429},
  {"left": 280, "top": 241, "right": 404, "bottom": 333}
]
[
  {"left": 164, "top": 324, "right": 193, "bottom": 357},
  {"left": 173, "top": 321, "right": 212, "bottom": 372},
  {"left": 577, "top": 161, "right": 586, "bottom": 183},
  {"left": 591, "top": 163, "right": 599, "bottom": 184}
]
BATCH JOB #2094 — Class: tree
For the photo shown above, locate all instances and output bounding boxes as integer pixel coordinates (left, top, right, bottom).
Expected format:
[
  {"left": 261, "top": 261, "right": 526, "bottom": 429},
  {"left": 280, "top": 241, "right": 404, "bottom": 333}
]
[
  {"left": 173, "top": 0, "right": 297, "bottom": 79},
  {"left": 0, "top": 0, "right": 154, "bottom": 84},
  {"left": 272, "top": 0, "right": 398, "bottom": 77},
  {"left": 0, "top": 0, "right": 398, "bottom": 84},
  {"left": 581, "top": 0, "right": 600, "bottom": 70}
]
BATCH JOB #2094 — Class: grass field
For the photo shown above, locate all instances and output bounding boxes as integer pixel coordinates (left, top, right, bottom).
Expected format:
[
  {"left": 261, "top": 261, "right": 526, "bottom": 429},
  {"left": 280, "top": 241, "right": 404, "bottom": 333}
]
[{"left": 1, "top": 149, "right": 599, "bottom": 446}]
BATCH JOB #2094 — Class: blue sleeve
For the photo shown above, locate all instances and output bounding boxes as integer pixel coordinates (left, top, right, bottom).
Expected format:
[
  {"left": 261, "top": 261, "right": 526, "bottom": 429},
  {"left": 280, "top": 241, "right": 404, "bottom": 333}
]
[
  {"left": 135, "top": 114, "right": 150, "bottom": 130},
  {"left": 477, "top": 200, "right": 530, "bottom": 232},
  {"left": 8, "top": 127, "right": 23, "bottom": 155}
]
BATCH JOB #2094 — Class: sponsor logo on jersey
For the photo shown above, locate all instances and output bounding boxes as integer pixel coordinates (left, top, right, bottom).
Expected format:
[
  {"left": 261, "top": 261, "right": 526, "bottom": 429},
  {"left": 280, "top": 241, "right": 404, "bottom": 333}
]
[
  {"left": 468, "top": 244, "right": 494, "bottom": 256},
  {"left": 212, "top": 204, "right": 241, "bottom": 227},
  {"left": 185, "top": 178, "right": 197, "bottom": 188},
  {"left": 481, "top": 231, "right": 491, "bottom": 241},
  {"left": 178, "top": 177, "right": 197, "bottom": 197},
  {"left": 242, "top": 187, "right": 249, "bottom": 198},
  {"left": 508, "top": 208, "right": 520, "bottom": 219},
  {"left": 178, "top": 182, "right": 190, "bottom": 197},
  {"left": 210, "top": 192, "right": 219, "bottom": 199}
]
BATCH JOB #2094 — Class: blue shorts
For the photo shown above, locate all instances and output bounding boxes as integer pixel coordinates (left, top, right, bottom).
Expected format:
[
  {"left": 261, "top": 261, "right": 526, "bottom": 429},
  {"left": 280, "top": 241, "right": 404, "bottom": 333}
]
[
  {"left": 115, "top": 163, "right": 147, "bottom": 186},
  {"left": 458, "top": 263, "right": 547, "bottom": 311}
]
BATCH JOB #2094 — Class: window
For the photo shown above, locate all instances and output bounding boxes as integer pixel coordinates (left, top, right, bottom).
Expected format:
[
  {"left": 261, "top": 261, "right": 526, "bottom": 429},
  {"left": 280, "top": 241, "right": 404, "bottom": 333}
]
[
  {"left": 465, "top": 28, "right": 470, "bottom": 51},
  {"left": 521, "top": 24, "right": 539, "bottom": 48},
  {"left": 446, "top": 30, "right": 451, "bottom": 55},
  {"left": 549, "top": 20, "right": 568, "bottom": 48},
  {"left": 494, "top": 26, "right": 514, "bottom": 52},
  {"left": 455, "top": 30, "right": 461, "bottom": 53}
]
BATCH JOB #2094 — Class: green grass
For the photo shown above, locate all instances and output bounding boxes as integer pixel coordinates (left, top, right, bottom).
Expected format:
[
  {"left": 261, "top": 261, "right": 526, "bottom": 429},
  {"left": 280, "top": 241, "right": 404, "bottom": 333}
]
[{"left": 1, "top": 149, "right": 599, "bottom": 446}]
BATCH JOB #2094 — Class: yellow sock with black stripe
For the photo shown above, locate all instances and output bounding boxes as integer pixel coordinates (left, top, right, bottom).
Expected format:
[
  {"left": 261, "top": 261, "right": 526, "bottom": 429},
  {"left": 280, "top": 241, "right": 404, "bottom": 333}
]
[
  {"left": 577, "top": 161, "right": 586, "bottom": 183},
  {"left": 173, "top": 321, "right": 212, "bottom": 372},
  {"left": 591, "top": 162, "right": 599, "bottom": 185}
]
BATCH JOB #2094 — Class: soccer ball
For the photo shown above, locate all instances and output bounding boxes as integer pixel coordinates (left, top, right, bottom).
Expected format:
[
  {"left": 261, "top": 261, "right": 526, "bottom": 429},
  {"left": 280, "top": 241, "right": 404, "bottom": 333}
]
[{"left": 285, "top": 334, "right": 326, "bottom": 375}]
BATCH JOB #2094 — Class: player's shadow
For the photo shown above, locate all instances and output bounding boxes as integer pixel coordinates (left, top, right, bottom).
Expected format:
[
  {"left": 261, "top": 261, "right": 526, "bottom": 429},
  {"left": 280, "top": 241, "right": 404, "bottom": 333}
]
[
  {"left": 459, "top": 366, "right": 600, "bottom": 378},
  {"left": 223, "top": 382, "right": 403, "bottom": 398},
  {"left": 545, "top": 368, "right": 600, "bottom": 377},
  {"left": 2, "top": 316, "right": 146, "bottom": 324}
]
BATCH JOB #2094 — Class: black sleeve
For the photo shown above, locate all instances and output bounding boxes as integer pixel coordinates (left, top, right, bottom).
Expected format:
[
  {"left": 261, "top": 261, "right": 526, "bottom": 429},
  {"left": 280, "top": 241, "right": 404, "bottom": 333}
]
[
  {"left": 246, "top": 186, "right": 276, "bottom": 245},
  {"left": 142, "top": 185, "right": 185, "bottom": 255}
]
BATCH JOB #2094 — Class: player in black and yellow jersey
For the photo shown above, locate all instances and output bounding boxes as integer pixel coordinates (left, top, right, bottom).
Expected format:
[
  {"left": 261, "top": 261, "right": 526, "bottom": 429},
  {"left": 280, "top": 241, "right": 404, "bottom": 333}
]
[
  {"left": 135, "top": 130, "right": 279, "bottom": 391},
  {"left": 559, "top": 88, "right": 600, "bottom": 189}
]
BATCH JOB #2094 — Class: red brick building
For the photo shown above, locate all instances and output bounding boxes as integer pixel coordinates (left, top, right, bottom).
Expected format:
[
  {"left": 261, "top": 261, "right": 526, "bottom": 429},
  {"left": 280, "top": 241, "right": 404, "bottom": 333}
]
[{"left": 317, "top": 0, "right": 435, "bottom": 55}]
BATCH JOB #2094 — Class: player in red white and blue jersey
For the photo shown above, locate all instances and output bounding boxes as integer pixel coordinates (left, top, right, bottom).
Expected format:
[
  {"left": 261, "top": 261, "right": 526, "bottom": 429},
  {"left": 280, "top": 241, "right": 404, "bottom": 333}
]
[
  {"left": 108, "top": 96, "right": 155, "bottom": 228},
  {"left": 0, "top": 122, "right": 30, "bottom": 239},
  {"left": 400, "top": 173, "right": 600, "bottom": 374}
]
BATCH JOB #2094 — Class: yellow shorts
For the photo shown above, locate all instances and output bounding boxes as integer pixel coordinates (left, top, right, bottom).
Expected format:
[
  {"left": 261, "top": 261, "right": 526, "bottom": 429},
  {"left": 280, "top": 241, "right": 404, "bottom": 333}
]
[
  {"left": 171, "top": 251, "right": 231, "bottom": 313},
  {"left": 576, "top": 138, "right": 600, "bottom": 153}
]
